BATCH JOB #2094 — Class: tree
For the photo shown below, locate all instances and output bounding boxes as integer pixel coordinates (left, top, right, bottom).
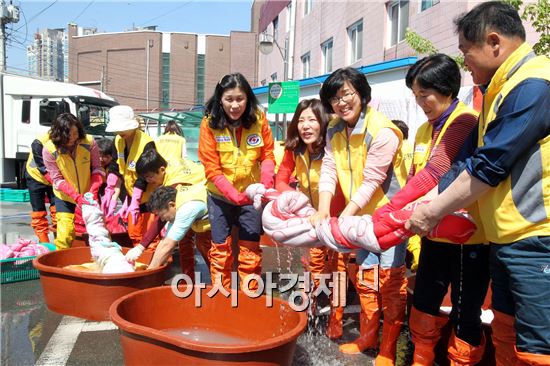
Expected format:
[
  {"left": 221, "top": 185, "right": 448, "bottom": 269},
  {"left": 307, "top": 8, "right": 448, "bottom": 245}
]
[{"left": 405, "top": 0, "right": 549, "bottom": 59}]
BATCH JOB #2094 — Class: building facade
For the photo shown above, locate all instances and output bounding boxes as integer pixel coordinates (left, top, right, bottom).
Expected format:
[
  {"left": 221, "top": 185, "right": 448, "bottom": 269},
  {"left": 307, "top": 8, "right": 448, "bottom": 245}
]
[
  {"left": 254, "top": 0, "right": 541, "bottom": 87},
  {"left": 67, "top": 25, "right": 257, "bottom": 111},
  {"left": 26, "top": 28, "right": 67, "bottom": 81}
]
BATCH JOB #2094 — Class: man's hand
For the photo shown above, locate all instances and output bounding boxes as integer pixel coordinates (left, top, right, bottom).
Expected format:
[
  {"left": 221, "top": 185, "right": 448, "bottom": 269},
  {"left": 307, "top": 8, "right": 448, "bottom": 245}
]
[
  {"left": 125, "top": 244, "right": 145, "bottom": 262},
  {"left": 405, "top": 203, "right": 440, "bottom": 236}
]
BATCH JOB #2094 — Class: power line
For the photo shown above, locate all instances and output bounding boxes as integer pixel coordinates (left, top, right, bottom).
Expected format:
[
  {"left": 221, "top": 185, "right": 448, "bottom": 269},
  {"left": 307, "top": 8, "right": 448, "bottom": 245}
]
[
  {"left": 71, "top": 1, "right": 95, "bottom": 23},
  {"left": 14, "top": 0, "right": 58, "bottom": 32},
  {"left": 137, "top": 1, "right": 194, "bottom": 29}
]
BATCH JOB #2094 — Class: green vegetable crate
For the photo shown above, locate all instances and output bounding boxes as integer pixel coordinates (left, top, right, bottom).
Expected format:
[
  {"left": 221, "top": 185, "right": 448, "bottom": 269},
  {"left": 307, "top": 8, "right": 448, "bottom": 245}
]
[{"left": 1, "top": 243, "right": 56, "bottom": 284}]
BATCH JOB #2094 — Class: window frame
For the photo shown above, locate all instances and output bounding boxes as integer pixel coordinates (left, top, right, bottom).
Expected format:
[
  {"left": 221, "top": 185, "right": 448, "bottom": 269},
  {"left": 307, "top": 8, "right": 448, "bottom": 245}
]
[
  {"left": 321, "top": 38, "right": 333, "bottom": 74},
  {"left": 387, "top": 0, "right": 409, "bottom": 47},
  {"left": 301, "top": 52, "right": 311, "bottom": 78},
  {"left": 347, "top": 19, "right": 363, "bottom": 64}
]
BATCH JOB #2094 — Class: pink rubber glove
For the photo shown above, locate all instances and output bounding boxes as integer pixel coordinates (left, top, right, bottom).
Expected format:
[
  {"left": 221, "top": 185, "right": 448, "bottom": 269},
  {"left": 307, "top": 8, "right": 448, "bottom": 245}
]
[
  {"left": 57, "top": 180, "right": 84, "bottom": 205},
  {"left": 106, "top": 197, "right": 118, "bottom": 218},
  {"left": 127, "top": 187, "right": 144, "bottom": 223},
  {"left": 116, "top": 197, "right": 129, "bottom": 221},
  {"left": 89, "top": 172, "right": 104, "bottom": 201},
  {"left": 101, "top": 173, "right": 118, "bottom": 215},
  {"left": 260, "top": 159, "right": 275, "bottom": 189},
  {"left": 212, "top": 175, "right": 252, "bottom": 206},
  {"left": 44, "top": 172, "right": 53, "bottom": 185}
]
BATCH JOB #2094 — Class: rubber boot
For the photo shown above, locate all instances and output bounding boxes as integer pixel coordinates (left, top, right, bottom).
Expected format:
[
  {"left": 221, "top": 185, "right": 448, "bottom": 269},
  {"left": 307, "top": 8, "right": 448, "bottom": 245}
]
[
  {"left": 339, "top": 266, "right": 381, "bottom": 354},
  {"left": 375, "top": 265, "right": 407, "bottom": 366},
  {"left": 31, "top": 211, "right": 50, "bottom": 243},
  {"left": 209, "top": 237, "right": 233, "bottom": 289},
  {"left": 448, "top": 330, "right": 486, "bottom": 366},
  {"left": 178, "top": 231, "right": 196, "bottom": 282},
  {"left": 491, "top": 310, "right": 518, "bottom": 366},
  {"left": 308, "top": 246, "right": 326, "bottom": 319},
  {"left": 237, "top": 240, "right": 262, "bottom": 292},
  {"left": 326, "top": 250, "right": 348, "bottom": 339},
  {"left": 195, "top": 231, "right": 212, "bottom": 268},
  {"left": 516, "top": 349, "right": 550, "bottom": 366},
  {"left": 49, "top": 204, "right": 57, "bottom": 233},
  {"left": 127, "top": 210, "right": 144, "bottom": 246},
  {"left": 55, "top": 211, "right": 75, "bottom": 250},
  {"left": 409, "top": 306, "right": 449, "bottom": 366}
]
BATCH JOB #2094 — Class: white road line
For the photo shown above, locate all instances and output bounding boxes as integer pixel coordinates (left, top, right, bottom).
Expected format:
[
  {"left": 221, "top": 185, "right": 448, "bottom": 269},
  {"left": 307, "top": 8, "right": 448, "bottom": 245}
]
[
  {"left": 81, "top": 321, "right": 118, "bottom": 332},
  {"left": 35, "top": 316, "right": 86, "bottom": 366}
]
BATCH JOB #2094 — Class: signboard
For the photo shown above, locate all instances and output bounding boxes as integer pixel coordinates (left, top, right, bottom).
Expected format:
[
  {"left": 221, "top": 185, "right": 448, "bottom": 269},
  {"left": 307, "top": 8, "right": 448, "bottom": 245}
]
[{"left": 267, "top": 81, "right": 300, "bottom": 113}]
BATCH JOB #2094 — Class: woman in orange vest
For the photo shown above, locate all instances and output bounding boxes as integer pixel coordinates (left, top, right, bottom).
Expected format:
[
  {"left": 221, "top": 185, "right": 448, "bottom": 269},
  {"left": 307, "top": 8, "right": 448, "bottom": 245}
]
[
  {"left": 374, "top": 54, "right": 487, "bottom": 365},
  {"left": 198, "top": 73, "right": 275, "bottom": 291},
  {"left": 275, "top": 98, "right": 348, "bottom": 339}
]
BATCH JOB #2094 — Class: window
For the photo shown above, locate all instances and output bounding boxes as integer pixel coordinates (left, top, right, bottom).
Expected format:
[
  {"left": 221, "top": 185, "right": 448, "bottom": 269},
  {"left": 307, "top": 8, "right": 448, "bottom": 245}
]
[
  {"left": 304, "top": 0, "right": 312, "bottom": 16},
  {"left": 161, "top": 53, "right": 170, "bottom": 110},
  {"left": 273, "top": 16, "right": 279, "bottom": 40},
  {"left": 286, "top": 3, "right": 292, "bottom": 31},
  {"left": 348, "top": 20, "right": 363, "bottom": 64},
  {"left": 21, "top": 100, "right": 30, "bottom": 124},
  {"left": 271, "top": 72, "right": 278, "bottom": 82},
  {"left": 196, "top": 54, "right": 205, "bottom": 105},
  {"left": 301, "top": 53, "right": 310, "bottom": 78},
  {"left": 388, "top": 1, "right": 409, "bottom": 46},
  {"left": 421, "top": 0, "right": 439, "bottom": 11},
  {"left": 321, "top": 39, "right": 333, "bottom": 74}
]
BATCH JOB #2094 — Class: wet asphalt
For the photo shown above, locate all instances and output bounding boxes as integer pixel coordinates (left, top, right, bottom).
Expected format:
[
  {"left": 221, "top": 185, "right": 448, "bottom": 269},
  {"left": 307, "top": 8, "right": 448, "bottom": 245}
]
[{"left": 0, "top": 201, "right": 414, "bottom": 366}]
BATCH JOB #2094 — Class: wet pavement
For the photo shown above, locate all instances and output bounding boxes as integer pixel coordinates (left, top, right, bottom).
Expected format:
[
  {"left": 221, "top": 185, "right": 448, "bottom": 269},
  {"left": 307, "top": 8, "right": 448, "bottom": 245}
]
[{"left": 1, "top": 201, "right": 413, "bottom": 366}]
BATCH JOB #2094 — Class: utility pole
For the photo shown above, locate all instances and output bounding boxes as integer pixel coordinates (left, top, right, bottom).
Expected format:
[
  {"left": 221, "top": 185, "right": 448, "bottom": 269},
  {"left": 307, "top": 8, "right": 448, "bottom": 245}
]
[{"left": 0, "top": 1, "right": 20, "bottom": 72}]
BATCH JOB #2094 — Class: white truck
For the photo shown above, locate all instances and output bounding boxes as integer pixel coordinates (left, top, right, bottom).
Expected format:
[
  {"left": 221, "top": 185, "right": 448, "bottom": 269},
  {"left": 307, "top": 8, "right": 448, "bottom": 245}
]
[{"left": 0, "top": 73, "right": 119, "bottom": 186}]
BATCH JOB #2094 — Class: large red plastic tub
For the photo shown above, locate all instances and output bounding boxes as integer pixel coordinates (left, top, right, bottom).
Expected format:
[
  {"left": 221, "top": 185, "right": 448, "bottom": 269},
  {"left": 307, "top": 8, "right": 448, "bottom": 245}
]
[
  {"left": 33, "top": 247, "right": 169, "bottom": 321},
  {"left": 110, "top": 286, "right": 307, "bottom": 365}
]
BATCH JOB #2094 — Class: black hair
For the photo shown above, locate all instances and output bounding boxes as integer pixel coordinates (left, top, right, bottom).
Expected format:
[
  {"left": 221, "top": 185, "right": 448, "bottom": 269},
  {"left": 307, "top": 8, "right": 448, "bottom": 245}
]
[
  {"left": 49, "top": 113, "right": 86, "bottom": 148},
  {"left": 136, "top": 148, "right": 167, "bottom": 177},
  {"left": 406, "top": 54, "right": 461, "bottom": 99},
  {"left": 148, "top": 186, "right": 177, "bottom": 212},
  {"left": 164, "top": 120, "right": 184, "bottom": 136},
  {"left": 204, "top": 73, "right": 261, "bottom": 130},
  {"left": 285, "top": 99, "right": 330, "bottom": 154},
  {"left": 454, "top": 1, "right": 525, "bottom": 44},
  {"left": 319, "top": 67, "right": 372, "bottom": 114},
  {"left": 96, "top": 137, "right": 115, "bottom": 156},
  {"left": 391, "top": 119, "right": 409, "bottom": 140}
]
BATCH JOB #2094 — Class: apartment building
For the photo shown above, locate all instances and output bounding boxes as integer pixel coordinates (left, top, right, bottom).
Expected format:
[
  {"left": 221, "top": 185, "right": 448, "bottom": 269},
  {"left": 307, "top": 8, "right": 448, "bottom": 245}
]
[
  {"left": 26, "top": 28, "right": 67, "bottom": 81},
  {"left": 254, "top": 0, "right": 540, "bottom": 87},
  {"left": 67, "top": 25, "right": 257, "bottom": 111}
]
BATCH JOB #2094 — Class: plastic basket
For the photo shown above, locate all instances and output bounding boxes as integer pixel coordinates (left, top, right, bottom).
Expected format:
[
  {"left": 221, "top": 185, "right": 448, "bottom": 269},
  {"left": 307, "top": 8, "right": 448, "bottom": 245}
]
[
  {"left": 1, "top": 243, "right": 56, "bottom": 284},
  {"left": 0, "top": 188, "right": 30, "bottom": 202}
]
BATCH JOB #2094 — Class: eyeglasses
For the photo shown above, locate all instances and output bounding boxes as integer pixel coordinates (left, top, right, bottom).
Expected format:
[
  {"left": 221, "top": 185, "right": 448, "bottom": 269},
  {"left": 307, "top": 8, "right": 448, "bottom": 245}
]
[{"left": 329, "top": 91, "right": 356, "bottom": 105}]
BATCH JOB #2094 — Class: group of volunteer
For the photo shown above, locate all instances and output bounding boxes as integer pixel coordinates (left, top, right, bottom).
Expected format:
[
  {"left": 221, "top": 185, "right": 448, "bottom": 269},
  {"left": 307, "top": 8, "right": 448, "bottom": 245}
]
[{"left": 23, "top": 2, "right": 549, "bottom": 365}]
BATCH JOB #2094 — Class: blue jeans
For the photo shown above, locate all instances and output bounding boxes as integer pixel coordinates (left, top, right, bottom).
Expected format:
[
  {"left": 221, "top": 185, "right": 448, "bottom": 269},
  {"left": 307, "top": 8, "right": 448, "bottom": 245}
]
[
  {"left": 207, "top": 195, "right": 262, "bottom": 244},
  {"left": 356, "top": 240, "right": 407, "bottom": 269},
  {"left": 490, "top": 236, "right": 550, "bottom": 355}
]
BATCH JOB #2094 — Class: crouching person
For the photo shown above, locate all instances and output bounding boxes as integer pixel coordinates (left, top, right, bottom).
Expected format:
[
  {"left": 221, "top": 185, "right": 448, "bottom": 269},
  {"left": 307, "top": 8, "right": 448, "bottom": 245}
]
[{"left": 143, "top": 186, "right": 208, "bottom": 275}]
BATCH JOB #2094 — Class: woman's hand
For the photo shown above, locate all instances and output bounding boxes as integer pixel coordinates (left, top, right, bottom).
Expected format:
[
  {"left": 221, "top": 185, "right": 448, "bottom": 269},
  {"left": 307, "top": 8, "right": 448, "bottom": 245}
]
[{"left": 308, "top": 210, "right": 330, "bottom": 226}]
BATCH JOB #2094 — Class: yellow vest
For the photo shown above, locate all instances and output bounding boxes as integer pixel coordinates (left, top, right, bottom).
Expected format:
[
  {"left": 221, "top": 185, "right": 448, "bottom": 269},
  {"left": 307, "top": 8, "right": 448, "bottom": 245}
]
[
  {"left": 44, "top": 135, "right": 94, "bottom": 204},
  {"left": 274, "top": 140, "right": 286, "bottom": 173},
  {"left": 294, "top": 147, "right": 322, "bottom": 210},
  {"left": 174, "top": 183, "right": 210, "bottom": 233},
  {"left": 400, "top": 139, "right": 414, "bottom": 181},
  {"left": 476, "top": 43, "right": 550, "bottom": 243},
  {"left": 163, "top": 159, "right": 206, "bottom": 188},
  {"left": 327, "top": 107, "right": 406, "bottom": 215},
  {"left": 413, "top": 102, "right": 486, "bottom": 244},
  {"left": 115, "top": 130, "right": 154, "bottom": 202},
  {"left": 204, "top": 114, "right": 266, "bottom": 195},
  {"left": 26, "top": 134, "right": 51, "bottom": 186},
  {"left": 155, "top": 133, "right": 186, "bottom": 162}
]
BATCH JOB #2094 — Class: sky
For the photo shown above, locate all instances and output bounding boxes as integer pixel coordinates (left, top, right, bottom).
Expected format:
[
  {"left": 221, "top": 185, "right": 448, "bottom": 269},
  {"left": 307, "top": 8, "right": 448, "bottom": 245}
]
[{"left": 5, "top": 0, "right": 254, "bottom": 74}]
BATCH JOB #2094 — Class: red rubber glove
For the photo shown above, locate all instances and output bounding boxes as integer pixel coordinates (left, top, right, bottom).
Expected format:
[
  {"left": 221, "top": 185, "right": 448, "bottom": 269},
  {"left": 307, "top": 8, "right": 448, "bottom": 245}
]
[
  {"left": 212, "top": 175, "right": 252, "bottom": 205},
  {"left": 57, "top": 180, "right": 84, "bottom": 205},
  {"left": 373, "top": 171, "right": 437, "bottom": 222},
  {"left": 44, "top": 172, "right": 53, "bottom": 185},
  {"left": 260, "top": 159, "right": 275, "bottom": 189},
  {"left": 89, "top": 172, "right": 104, "bottom": 200}
]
